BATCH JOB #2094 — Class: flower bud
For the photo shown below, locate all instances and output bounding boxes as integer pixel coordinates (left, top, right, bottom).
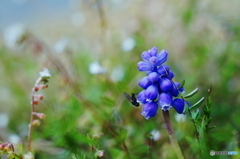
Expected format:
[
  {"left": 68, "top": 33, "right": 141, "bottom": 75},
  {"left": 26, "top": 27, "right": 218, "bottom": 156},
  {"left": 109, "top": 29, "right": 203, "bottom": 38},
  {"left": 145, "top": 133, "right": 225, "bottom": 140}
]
[
  {"left": 137, "top": 90, "right": 147, "bottom": 104},
  {"left": 141, "top": 102, "right": 158, "bottom": 119},
  {"left": 157, "top": 50, "right": 168, "bottom": 65},
  {"left": 169, "top": 85, "right": 179, "bottom": 97},
  {"left": 33, "top": 87, "right": 39, "bottom": 92},
  {"left": 31, "top": 100, "right": 39, "bottom": 105},
  {"left": 3, "top": 145, "right": 10, "bottom": 152},
  {"left": 158, "top": 93, "right": 172, "bottom": 111},
  {"left": 137, "top": 61, "right": 153, "bottom": 72},
  {"left": 34, "top": 94, "right": 43, "bottom": 101},
  {"left": 0, "top": 143, "right": 5, "bottom": 150},
  {"left": 157, "top": 65, "right": 170, "bottom": 75},
  {"left": 159, "top": 78, "right": 173, "bottom": 92},
  {"left": 149, "top": 46, "right": 158, "bottom": 57},
  {"left": 149, "top": 56, "right": 158, "bottom": 67},
  {"left": 171, "top": 98, "right": 185, "bottom": 114},
  {"left": 148, "top": 72, "right": 159, "bottom": 83},
  {"left": 169, "top": 82, "right": 184, "bottom": 97},
  {"left": 145, "top": 85, "right": 158, "bottom": 101},
  {"left": 97, "top": 150, "right": 104, "bottom": 157},
  {"left": 162, "top": 70, "right": 174, "bottom": 79},
  {"left": 138, "top": 76, "right": 151, "bottom": 89},
  {"left": 33, "top": 112, "right": 46, "bottom": 119},
  {"left": 34, "top": 85, "right": 48, "bottom": 92},
  {"left": 141, "top": 51, "right": 151, "bottom": 61},
  {"left": 32, "top": 119, "right": 41, "bottom": 126}
]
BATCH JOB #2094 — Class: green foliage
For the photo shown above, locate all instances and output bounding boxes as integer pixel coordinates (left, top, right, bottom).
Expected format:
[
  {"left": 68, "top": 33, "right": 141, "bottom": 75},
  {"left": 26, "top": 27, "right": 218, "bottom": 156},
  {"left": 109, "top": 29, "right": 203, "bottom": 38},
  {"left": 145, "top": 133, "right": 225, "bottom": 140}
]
[{"left": 1, "top": 1, "right": 240, "bottom": 158}]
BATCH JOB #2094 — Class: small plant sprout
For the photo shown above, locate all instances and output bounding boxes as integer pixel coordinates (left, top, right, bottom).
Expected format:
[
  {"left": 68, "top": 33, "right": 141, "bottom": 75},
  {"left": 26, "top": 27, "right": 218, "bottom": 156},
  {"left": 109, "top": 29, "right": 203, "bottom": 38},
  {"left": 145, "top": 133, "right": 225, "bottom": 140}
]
[
  {"left": 88, "top": 133, "right": 105, "bottom": 158},
  {"left": 27, "top": 68, "right": 51, "bottom": 154},
  {"left": 134, "top": 47, "right": 206, "bottom": 159},
  {"left": 0, "top": 142, "right": 22, "bottom": 159}
]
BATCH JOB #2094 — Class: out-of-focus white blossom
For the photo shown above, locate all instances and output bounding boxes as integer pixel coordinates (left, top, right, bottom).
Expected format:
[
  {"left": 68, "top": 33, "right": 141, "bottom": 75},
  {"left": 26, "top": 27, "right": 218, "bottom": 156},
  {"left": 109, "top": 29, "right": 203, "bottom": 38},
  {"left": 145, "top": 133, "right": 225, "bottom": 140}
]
[
  {"left": 39, "top": 68, "right": 51, "bottom": 79},
  {"left": 150, "top": 129, "right": 161, "bottom": 141},
  {"left": 3, "top": 23, "right": 27, "bottom": 50},
  {"left": 174, "top": 113, "right": 186, "bottom": 123},
  {"left": 54, "top": 38, "right": 69, "bottom": 53},
  {"left": 0, "top": 113, "right": 9, "bottom": 128},
  {"left": 121, "top": 37, "right": 136, "bottom": 52},
  {"left": 97, "top": 150, "right": 104, "bottom": 157},
  {"left": 110, "top": 65, "right": 124, "bottom": 82},
  {"left": 8, "top": 134, "right": 21, "bottom": 145},
  {"left": 24, "top": 152, "right": 34, "bottom": 159},
  {"left": 88, "top": 61, "right": 106, "bottom": 74}
]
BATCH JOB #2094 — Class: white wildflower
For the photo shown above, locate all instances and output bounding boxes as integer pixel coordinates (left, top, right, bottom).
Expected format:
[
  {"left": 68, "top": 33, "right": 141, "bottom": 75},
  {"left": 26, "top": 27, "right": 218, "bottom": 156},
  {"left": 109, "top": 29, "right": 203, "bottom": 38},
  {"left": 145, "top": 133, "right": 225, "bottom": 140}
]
[
  {"left": 174, "top": 113, "right": 186, "bottom": 123},
  {"left": 150, "top": 129, "right": 161, "bottom": 141},
  {"left": 39, "top": 68, "right": 51, "bottom": 79},
  {"left": 121, "top": 37, "right": 136, "bottom": 52},
  {"left": 88, "top": 62, "right": 106, "bottom": 74}
]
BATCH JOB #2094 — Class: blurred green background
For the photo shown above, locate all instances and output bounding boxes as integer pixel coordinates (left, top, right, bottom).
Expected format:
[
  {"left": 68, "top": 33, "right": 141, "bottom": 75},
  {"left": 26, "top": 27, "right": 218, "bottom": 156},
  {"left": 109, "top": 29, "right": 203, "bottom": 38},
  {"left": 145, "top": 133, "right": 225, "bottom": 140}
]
[{"left": 0, "top": 0, "right": 240, "bottom": 158}]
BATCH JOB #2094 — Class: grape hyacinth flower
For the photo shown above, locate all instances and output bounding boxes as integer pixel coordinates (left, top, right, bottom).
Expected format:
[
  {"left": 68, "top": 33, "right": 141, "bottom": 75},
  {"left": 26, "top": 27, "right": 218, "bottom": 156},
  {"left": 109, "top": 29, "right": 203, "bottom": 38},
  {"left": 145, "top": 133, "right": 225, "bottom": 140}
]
[{"left": 137, "top": 47, "right": 187, "bottom": 119}]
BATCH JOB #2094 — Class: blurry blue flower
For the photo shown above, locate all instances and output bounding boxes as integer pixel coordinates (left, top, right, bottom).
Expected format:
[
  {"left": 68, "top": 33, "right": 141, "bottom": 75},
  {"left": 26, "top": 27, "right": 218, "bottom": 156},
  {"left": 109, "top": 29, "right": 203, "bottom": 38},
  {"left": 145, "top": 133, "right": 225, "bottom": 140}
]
[
  {"left": 141, "top": 102, "right": 158, "bottom": 119},
  {"left": 136, "top": 46, "right": 188, "bottom": 119}
]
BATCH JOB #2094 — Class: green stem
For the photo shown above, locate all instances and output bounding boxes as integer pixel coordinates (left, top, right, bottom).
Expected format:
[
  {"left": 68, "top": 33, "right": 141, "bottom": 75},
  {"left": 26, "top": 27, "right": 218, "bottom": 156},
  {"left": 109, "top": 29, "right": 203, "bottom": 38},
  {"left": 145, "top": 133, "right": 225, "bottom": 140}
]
[{"left": 162, "top": 110, "right": 184, "bottom": 159}]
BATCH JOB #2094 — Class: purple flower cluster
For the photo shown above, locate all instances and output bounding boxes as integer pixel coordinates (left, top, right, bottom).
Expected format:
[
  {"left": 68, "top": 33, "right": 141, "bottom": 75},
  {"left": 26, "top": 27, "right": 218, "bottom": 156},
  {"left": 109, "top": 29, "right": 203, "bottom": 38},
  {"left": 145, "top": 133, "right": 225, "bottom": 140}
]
[{"left": 137, "top": 47, "right": 187, "bottom": 119}]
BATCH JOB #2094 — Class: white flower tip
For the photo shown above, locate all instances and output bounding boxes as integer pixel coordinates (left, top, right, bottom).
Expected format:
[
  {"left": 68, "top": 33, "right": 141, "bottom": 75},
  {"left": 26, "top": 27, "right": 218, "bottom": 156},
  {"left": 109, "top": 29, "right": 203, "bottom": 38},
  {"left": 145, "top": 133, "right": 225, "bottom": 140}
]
[
  {"left": 174, "top": 113, "right": 186, "bottom": 123},
  {"left": 150, "top": 129, "right": 161, "bottom": 141},
  {"left": 121, "top": 37, "right": 136, "bottom": 52},
  {"left": 39, "top": 68, "right": 51, "bottom": 79},
  {"left": 97, "top": 150, "right": 104, "bottom": 157},
  {"left": 88, "top": 62, "right": 106, "bottom": 75}
]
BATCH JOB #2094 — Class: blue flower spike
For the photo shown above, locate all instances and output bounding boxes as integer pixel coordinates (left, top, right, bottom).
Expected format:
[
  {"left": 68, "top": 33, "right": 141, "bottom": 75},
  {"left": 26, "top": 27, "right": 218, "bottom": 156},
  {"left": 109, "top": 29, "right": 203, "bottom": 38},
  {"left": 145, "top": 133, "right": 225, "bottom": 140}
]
[{"left": 136, "top": 46, "right": 189, "bottom": 119}]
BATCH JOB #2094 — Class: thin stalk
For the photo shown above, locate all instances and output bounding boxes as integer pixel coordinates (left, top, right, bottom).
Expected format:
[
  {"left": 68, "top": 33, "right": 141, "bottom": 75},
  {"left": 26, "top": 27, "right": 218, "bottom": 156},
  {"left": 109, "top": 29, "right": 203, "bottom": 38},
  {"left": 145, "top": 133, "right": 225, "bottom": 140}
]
[
  {"left": 27, "top": 77, "right": 41, "bottom": 152},
  {"left": 162, "top": 110, "right": 184, "bottom": 159},
  {"left": 91, "top": 146, "right": 95, "bottom": 159}
]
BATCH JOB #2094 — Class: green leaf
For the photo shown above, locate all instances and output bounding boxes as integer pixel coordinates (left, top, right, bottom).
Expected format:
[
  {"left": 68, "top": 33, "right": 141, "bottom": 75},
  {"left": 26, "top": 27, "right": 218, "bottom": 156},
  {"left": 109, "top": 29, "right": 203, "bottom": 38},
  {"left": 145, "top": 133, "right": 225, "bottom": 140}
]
[
  {"left": 190, "top": 97, "right": 205, "bottom": 110},
  {"left": 18, "top": 143, "right": 23, "bottom": 153},
  {"left": 183, "top": 101, "right": 189, "bottom": 114},
  {"left": 207, "top": 96, "right": 212, "bottom": 106},
  {"left": 191, "top": 110, "right": 200, "bottom": 120},
  {"left": 208, "top": 126, "right": 216, "bottom": 131},
  {"left": 178, "top": 79, "right": 185, "bottom": 88},
  {"left": 184, "top": 88, "right": 198, "bottom": 98}
]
